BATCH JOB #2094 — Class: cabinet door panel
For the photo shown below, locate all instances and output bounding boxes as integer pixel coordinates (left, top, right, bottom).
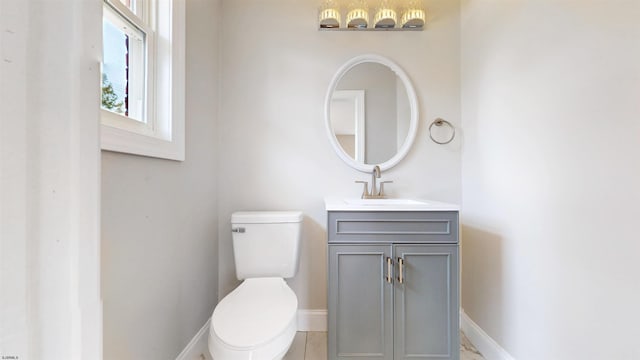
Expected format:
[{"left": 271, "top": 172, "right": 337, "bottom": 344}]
[
  {"left": 329, "top": 245, "right": 393, "bottom": 360},
  {"left": 394, "top": 245, "right": 459, "bottom": 360}
]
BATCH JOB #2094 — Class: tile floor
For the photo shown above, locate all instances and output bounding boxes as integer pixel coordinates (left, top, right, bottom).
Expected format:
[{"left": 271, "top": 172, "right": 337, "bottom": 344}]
[
  {"left": 283, "top": 331, "right": 485, "bottom": 360},
  {"left": 460, "top": 332, "right": 485, "bottom": 360},
  {"left": 283, "top": 332, "right": 326, "bottom": 360}
]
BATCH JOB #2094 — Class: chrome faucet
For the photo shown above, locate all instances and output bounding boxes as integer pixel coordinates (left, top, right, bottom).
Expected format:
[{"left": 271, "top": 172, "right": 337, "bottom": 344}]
[{"left": 355, "top": 165, "right": 393, "bottom": 199}]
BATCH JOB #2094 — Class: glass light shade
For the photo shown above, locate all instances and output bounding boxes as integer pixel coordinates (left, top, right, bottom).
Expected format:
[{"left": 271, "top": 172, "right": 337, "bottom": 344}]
[
  {"left": 374, "top": 7, "right": 397, "bottom": 28},
  {"left": 346, "top": 8, "right": 368, "bottom": 28},
  {"left": 319, "top": 8, "right": 341, "bottom": 28},
  {"left": 401, "top": 8, "right": 425, "bottom": 28}
]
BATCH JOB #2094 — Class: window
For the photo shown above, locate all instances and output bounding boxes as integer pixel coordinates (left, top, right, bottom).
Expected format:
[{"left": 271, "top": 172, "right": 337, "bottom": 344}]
[
  {"left": 101, "top": 0, "right": 185, "bottom": 161},
  {"left": 102, "top": 1, "right": 149, "bottom": 125}
]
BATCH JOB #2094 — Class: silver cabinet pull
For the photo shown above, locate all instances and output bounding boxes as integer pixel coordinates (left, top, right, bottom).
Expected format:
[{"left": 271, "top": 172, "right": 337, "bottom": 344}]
[
  {"left": 386, "top": 257, "right": 393, "bottom": 283},
  {"left": 397, "top": 257, "right": 404, "bottom": 284},
  {"left": 231, "top": 227, "right": 245, "bottom": 233}
]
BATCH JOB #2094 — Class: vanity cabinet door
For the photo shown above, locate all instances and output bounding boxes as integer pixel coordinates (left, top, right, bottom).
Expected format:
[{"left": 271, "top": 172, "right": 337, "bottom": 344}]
[
  {"left": 393, "top": 245, "right": 459, "bottom": 360},
  {"left": 328, "top": 244, "right": 393, "bottom": 360}
]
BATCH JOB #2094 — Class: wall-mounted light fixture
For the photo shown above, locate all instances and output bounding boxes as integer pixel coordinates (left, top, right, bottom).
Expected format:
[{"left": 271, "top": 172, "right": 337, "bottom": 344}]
[
  {"left": 346, "top": 1, "right": 369, "bottom": 29},
  {"left": 373, "top": 0, "right": 397, "bottom": 28},
  {"left": 319, "top": 0, "right": 341, "bottom": 28},
  {"left": 400, "top": 1, "right": 426, "bottom": 28},
  {"left": 319, "top": 0, "right": 425, "bottom": 31}
]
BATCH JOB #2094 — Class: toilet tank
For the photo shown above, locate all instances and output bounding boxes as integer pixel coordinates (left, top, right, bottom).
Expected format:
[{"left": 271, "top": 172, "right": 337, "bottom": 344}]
[{"left": 231, "top": 211, "right": 303, "bottom": 280}]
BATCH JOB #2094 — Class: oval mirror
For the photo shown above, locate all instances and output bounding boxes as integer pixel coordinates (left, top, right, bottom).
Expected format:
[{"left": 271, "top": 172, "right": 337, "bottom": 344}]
[{"left": 324, "top": 54, "right": 418, "bottom": 172}]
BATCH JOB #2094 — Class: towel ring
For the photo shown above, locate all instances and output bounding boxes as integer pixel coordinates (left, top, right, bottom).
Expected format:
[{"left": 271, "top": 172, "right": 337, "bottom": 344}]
[{"left": 428, "top": 118, "right": 455, "bottom": 145}]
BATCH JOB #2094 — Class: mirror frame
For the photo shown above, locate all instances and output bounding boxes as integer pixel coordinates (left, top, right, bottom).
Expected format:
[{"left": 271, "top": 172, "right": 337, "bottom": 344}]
[{"left": 324, "top": 54, "right": 419, "bottom": 173}]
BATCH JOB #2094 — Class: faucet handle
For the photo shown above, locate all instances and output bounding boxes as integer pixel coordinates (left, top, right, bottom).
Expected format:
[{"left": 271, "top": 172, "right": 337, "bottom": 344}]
[
  {"left": 355, "top": 181, "right": 370, "bottom": 199},
  {"left": 378, "top": 181, "right": 393, "bottom": 197}
]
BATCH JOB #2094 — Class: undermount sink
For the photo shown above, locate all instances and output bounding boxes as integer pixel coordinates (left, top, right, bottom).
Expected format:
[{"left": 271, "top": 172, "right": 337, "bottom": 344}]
[{"left": 343, "top": 198, "right": 429, "bottom": 206}]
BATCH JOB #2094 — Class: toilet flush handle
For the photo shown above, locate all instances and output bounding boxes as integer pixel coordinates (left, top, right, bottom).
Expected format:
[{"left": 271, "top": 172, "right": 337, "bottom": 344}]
[{"left": 231, "top": 227, "right": 245, "bottom": 233}]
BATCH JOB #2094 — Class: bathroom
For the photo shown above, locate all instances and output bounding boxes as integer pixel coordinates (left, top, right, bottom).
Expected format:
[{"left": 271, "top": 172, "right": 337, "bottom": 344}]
[{"left": 2, "top": 0, "right": 639, "bottom": 360}]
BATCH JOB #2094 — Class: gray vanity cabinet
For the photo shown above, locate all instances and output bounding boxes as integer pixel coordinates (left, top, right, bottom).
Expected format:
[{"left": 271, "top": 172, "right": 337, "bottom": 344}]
[
  {"left": 328, "top": 245, "right": 394, "bottom": 359},
  {"left": 327, "top": 211, "right": 459, "bottom": 360},
  {"left": 393, "top": 245, "right": 458, "bottom": 359}
]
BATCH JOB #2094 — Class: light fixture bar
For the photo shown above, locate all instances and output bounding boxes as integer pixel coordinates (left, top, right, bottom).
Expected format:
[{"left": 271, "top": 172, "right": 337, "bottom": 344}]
[{"left": 318, "top": 0, "right": 426, "bottom": 31}]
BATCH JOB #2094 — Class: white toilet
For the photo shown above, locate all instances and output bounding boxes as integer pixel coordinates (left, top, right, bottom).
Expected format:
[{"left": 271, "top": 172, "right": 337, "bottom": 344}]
[{"left": 209, "top": 211, "right": 303, "bottom": 360}]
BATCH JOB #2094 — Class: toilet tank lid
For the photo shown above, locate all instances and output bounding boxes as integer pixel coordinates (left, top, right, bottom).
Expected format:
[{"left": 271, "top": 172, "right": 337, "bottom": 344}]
[{"left": 232, "top": 211, "right": 303, "bottom": 224}]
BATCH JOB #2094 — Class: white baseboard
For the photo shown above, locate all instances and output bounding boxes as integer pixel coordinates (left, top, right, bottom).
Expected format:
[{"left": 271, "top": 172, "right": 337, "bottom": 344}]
[
  {"left": 176, "top": 318, "right": 211, "bottom": 360},
  {"left": 297, "top": 309, "right": 327, "bottom": 332},
  {"left": 181, "top": 310, "right": 510, "bottom": 360},
  {"left": 460, "top": 309, "right": 515, "bottom": 360}
]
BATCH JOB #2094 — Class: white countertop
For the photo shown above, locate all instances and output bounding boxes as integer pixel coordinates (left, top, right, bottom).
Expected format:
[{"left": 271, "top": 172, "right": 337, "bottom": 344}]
[{"left": 324, "top": 197, "right": 460, "bottom": 212}]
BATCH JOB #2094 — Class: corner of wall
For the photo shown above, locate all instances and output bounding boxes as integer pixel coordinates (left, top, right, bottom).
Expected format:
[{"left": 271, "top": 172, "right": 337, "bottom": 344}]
[{"left": 461, "top": 310, "right": 515, "bottom": 360}]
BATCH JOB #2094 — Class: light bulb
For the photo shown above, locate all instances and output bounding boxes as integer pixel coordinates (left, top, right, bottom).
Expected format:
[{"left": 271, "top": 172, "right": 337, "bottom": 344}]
[
  {"left": 401, "top": 0, "right": 425, "bottom": 28},
  {"left": 374, "top": 0, "right": 397, "bottom": 29},
  {"left": 346, "top": 0, "right": 368, "bottom": 29},
  {"left": 319, "top": 0, "right": 341, "bottom": 29}
]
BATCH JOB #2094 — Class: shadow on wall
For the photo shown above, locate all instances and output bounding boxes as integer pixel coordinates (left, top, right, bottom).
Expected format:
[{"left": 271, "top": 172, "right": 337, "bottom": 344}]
[
  {"left": 461, "top": 225, "right": 504, "bottom": 337},
  {"left": 287, "top": 215, "right": 328, "bottom": 310}
]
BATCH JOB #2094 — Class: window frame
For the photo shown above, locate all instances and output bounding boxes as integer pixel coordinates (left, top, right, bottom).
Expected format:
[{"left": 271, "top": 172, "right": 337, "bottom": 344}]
[{"left": 100, "top": 0, "right": 185, "bottom": 161}]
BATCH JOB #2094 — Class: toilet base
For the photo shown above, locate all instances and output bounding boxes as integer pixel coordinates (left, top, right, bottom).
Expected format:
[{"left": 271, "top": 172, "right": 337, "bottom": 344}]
[{"left": 208, "top": 318, "right": 297, "bottom": 360}]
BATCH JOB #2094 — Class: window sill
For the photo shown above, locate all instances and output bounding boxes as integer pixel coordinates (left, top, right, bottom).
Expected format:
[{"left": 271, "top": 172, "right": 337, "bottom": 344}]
[{"left": 101, "top": 123, "right": 184, "bottom": 161}]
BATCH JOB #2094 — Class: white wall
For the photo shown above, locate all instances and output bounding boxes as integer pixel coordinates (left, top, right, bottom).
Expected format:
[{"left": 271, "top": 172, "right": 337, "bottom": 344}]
[
  {"left": 461, "top": 1, "right": 640, "bottom": 358},
  {"left": 218, "top": 0, "right": 462, "bottom": 312},
  {"left": 101, "top": 0, "right": 220, "bottom": 358},
  {"left": 0, "top": 1, "right": 102, "bottom": 359}
]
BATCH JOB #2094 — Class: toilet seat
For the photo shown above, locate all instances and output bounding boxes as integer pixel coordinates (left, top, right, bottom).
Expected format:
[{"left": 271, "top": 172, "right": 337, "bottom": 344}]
[{"left": 209, "top": 277, "right": 297, "bottom": 359}]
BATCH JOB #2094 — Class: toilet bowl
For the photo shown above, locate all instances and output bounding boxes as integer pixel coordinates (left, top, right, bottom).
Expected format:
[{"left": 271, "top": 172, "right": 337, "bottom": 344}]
[
  {"left": 209, "top": 278, "right": 297, "bottom": 360},
  {"left": 209, "top": 211, "right": 303, "bottom": 360}
]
